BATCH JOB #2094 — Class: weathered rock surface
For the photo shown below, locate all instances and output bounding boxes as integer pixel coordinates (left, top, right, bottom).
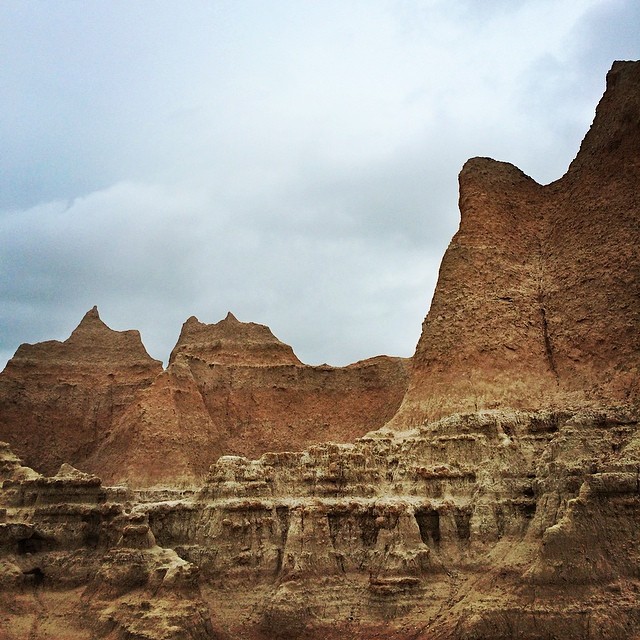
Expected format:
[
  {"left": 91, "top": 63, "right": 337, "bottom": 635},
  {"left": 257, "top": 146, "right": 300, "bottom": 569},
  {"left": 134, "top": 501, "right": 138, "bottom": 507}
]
[
  {"left": 1, "top": 404, "right": 640, "bottom": 638},
  {"left": 0, "top": 311, "right": 409, "bottom": 486},
  {"left": 397, "top": 60, "right": 640, "bottom": 424},
  {"left": 0, "top": 443, "right": 215, "bottom": 639},
  {"left": 82, "top": 312, "right": 409, "bottom": 486},
  {"left": 0, "top": 307, "right": 163, "bottom": 476},
  {"left": 162, "top": 313, "right": 409, "bottom": 470}
]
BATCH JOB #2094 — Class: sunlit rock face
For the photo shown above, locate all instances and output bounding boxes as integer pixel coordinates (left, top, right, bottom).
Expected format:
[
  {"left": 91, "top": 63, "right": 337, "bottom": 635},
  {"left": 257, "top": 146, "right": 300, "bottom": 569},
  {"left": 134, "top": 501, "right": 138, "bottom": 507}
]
[{"left": 0, "top": 62, "right": 639, "bottom": 639}]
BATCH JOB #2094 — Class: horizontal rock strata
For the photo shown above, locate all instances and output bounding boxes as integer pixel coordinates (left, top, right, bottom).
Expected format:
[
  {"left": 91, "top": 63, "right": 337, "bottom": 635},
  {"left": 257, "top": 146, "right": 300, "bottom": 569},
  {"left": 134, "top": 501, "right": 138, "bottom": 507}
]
[
  {"left": 2, "top": 404, "right": 640, "bottom": 638},
  {"left": 0, "top": 311, "right": 409, "bottom": 486}
]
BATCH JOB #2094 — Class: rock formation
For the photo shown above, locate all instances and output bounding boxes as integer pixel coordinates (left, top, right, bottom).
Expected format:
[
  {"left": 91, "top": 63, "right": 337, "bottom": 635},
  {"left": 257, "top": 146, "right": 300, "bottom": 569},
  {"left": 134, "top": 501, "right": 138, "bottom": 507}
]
[
  {"left": 163, "top": 313, "right": 409, "bottom": 467},
  {"left": 0, "top": 61, "right": 639, "bottom": 639},
  {"left": 397, "top": 60, "right": 640, "bottom": 424},
  {"left": 0, "top": 310, "right": 409, "bottom": 486},
  {"left": 0, "top": 306, "right": 163, "bottom": 475},
  {"left": 1, "top": 403, "right": 639, "bottom": 638}
]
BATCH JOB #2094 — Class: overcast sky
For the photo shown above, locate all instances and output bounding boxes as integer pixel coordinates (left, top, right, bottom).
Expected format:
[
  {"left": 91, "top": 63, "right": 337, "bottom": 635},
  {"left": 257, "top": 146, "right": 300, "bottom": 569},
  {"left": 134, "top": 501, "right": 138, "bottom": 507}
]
[{"left": 1, "top": 0, "right": 639, "bottom": 369}]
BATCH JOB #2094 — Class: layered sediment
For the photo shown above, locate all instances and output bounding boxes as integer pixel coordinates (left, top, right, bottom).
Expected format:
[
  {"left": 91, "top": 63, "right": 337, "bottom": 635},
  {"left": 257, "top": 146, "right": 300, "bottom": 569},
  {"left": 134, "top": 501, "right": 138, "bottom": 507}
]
[{"left": 2, "top": 403, "right": 639, "bottom": 638}]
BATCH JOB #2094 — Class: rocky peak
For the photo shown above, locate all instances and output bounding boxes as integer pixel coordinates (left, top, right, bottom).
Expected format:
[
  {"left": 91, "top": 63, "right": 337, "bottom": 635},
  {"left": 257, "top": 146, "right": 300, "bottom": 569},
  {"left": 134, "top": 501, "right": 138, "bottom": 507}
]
[
  {"left": 10, "top": 306, "right": 160, "bottom": 367},
  {"left": 0, "top": 310, "right": 163, "bottom": 475},
  {"left": 0, "top": 305, "right": 409, "bottom": 485},
  {"left": 169, "top": 313, "right": 302, "bottom": 366},
  {"left": 396, "top": 60, "right": 640, "bottom": 424},
  {"left": 68, "top": 305, "right": 117, "bottom": 342},
  {"left": 223, "top": 310, "right": 240, "bottom": 323},
  {"left": 567, "top": 60, "right": 640, "bottom": 178},
  {"left": 456, "top": 157, "right": 542, "bottom": 242}
]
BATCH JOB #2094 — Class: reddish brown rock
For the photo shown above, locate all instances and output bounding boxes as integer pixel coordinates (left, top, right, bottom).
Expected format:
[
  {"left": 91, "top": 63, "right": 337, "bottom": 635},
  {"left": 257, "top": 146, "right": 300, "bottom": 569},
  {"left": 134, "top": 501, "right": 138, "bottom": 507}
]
[
  {"left": 167, "top": 313, "right": 409, "bottom": 463},
  {"left": 397, "top": 60, "right": 640, "bottom": 424},
  {"left": 0, "top": 307, "right": 163, "bottom": 475},
  {"left": 170, "top": 311, "right": 302, "bottom": 366},
  {"left": 82, "top": 358, "right": 223, "bottom": 487},
  {"left": 0, "top": 310, "right": 409, "bottom": 487},
  {"left": 87, "top": 313, "right": 409, "bottom": 486}
]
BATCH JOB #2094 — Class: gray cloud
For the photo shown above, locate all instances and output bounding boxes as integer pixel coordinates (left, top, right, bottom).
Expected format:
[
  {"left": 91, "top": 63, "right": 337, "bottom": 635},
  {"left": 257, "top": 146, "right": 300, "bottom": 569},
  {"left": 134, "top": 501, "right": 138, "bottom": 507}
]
[{"left": 1, "top": 0, "right": 638, "bottom": 370}]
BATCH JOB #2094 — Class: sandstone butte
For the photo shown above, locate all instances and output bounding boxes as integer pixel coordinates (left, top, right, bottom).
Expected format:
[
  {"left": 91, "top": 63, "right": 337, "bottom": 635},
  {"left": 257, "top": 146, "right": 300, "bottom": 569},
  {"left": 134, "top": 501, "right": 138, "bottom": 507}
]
[{"left": 0, "top": 61, "right": 638, "bottom": 640}]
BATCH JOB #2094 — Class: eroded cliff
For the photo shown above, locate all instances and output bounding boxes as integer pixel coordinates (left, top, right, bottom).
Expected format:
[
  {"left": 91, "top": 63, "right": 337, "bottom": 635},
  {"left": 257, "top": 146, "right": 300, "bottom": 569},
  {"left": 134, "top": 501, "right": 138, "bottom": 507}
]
[
  {"left": 0, "top": 311, "right": 409, "bottom": 486},
  {"left": 0, "top": 307, "right": 163, "bottom": 476},
  {"left": 398, "top": 60, "right": 640, "bottom": 423},
  {"left": 1, "top": 403, "right": 639, "bottom": 638}
]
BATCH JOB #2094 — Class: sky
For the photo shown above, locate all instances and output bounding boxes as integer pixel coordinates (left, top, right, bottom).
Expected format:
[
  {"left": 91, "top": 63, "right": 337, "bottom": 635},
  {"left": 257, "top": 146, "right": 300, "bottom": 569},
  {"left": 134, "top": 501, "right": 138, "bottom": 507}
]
[{"left": 1, "top": 0, "right": 639, "bottom": 369}]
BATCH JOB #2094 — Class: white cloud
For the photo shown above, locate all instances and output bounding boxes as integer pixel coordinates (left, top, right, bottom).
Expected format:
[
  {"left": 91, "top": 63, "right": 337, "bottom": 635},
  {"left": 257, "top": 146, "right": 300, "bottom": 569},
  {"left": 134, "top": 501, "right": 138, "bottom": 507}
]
[{"left": 1, "top": 0, "right": 638, "bottom": 370}]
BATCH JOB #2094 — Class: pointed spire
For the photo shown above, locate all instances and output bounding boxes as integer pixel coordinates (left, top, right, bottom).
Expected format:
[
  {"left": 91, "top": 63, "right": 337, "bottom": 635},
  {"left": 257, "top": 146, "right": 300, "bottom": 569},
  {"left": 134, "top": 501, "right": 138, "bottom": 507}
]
[
  {"left": 86, "top": 305, "right": 100, "bottom": 319},
  {"left": 75, "top": 305, "right": 106, "bottom": 330}
]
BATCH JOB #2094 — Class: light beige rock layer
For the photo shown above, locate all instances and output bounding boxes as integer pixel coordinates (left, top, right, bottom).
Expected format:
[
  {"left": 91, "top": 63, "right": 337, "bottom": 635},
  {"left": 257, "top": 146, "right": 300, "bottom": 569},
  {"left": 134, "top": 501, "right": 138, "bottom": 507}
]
[{"left": 1, "top": 403, "right": 640, "bottom": 639}]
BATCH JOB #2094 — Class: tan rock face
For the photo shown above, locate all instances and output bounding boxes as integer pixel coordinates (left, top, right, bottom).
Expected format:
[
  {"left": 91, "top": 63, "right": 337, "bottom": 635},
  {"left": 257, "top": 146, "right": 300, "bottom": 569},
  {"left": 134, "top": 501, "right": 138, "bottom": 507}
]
[
  {"left": 0, "top": 310, "right": 409, "bottom": 486},
  {"left": 0, "top": 307, "right": 163, "bottom": 475},
  {"left": 398, "top": 60, "right": 640, "bottom": 424},
  {"left": 1, "top": 404, "right": 640, "bottom": 639}
]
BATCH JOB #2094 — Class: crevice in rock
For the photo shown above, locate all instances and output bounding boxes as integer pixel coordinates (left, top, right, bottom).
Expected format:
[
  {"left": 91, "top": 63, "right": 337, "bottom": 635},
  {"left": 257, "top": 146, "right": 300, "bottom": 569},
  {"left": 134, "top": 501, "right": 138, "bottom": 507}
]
[
  {"left": 453, "top": 510, "right": 471, "bottom": 541},
  {"left": 538, "top": 291, "right": 559, "bottom": 381},
  {"left": 495, "top": 505, "right": 505, "bottom": 537},
  {"left": 276, "top": 506, "right": 290, "bottom": 550},
  {"left": 23, "top": 566, "right": 44, "bottom": 587},
  {"left": 82, "top": 512, "right": 101, "bottom": 548},
  {"left": 415, "top": 508, "right": 441, "bottom": 547},
  {"left": 327, "top": 513, "right": 340, "bottom": 549},
  {"left": 359, "top": 511, "right": 380, "bottom": 548},
  {"left": 17, "top": 532, "right": 52, "bottom": 555}
]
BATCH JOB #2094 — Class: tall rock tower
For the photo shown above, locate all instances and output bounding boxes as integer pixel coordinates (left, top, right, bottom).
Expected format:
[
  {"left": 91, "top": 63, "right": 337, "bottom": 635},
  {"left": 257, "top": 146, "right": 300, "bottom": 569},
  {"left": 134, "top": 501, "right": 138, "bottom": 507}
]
[{"left": 396, "top": 61, "right": 640, "bottom": 424}]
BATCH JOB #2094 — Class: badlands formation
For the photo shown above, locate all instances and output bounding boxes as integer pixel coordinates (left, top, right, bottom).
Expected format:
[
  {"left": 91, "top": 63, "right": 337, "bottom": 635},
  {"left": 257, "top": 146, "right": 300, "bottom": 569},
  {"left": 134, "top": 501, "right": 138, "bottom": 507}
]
[
  {"left": 0, "top": 61, "right": 639, "bottom": 639},
  {"left": 0, "top": 309, "right": 408, "bottom": 486}
]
